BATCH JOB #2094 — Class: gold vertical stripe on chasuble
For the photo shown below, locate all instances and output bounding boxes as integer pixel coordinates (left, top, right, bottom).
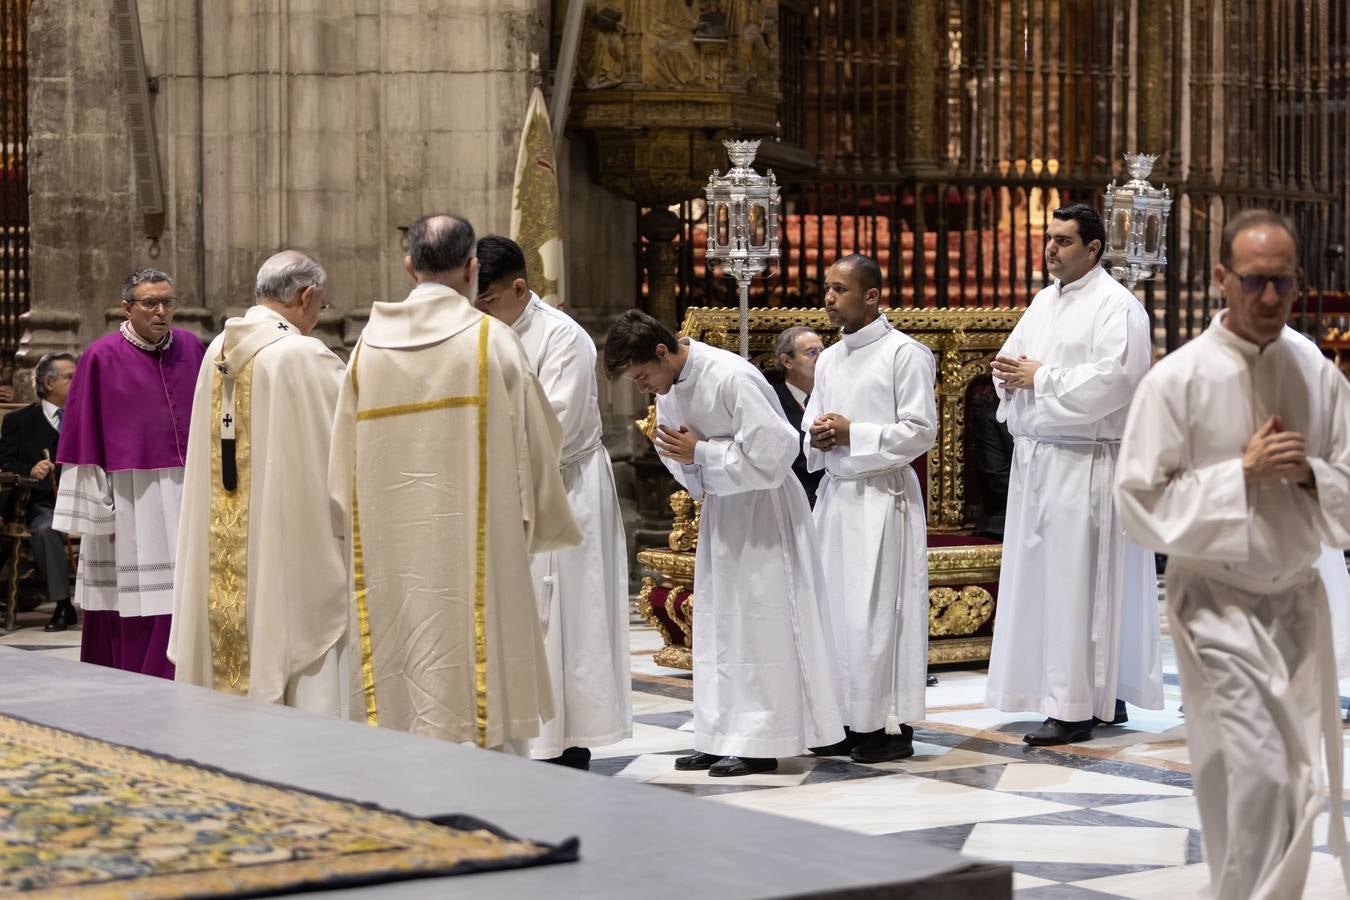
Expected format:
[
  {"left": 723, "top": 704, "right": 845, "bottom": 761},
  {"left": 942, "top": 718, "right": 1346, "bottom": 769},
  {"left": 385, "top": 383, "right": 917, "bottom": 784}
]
[
  {"left": 207, "top": 364, "right": 252, "bottom": 695},
  {"left": 473, "top": 316, "right": 490, "bottom": 748},
  {"left": 351, "top": 486, "right": 378, "bottom": 726},
  {"left": 347, "top": 352, "right": 379, "bottom": 726}
]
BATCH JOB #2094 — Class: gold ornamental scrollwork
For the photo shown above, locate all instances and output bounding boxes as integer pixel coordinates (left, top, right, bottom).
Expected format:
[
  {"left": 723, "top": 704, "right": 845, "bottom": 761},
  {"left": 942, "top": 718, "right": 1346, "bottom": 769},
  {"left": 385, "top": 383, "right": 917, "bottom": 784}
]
[
  {"left": 928, "top": 585, "right": 995, "bottom": 637},
  {"left": 667, "top": 490, "right": 701, "bottom": 552}
]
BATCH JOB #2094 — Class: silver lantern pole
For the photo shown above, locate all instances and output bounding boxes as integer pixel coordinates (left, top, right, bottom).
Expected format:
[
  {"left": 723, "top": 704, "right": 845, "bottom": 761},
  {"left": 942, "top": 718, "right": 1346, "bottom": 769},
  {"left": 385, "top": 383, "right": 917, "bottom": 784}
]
[
  {"left": 1101, "top": 153, "right": 1173, "bottom": 290},
  {"left": 703, "top": 139, "right": 781, "bottom": 359}
]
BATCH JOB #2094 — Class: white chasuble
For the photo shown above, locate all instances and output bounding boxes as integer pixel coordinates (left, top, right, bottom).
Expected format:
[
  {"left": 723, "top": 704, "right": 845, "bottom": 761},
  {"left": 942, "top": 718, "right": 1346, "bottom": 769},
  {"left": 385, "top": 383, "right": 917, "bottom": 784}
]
[
  {"left": 170, "top": 305, "right": 349, "bottom": 715},
  {"left": 1116, "top": 315, "right": 1350, "bottom": 899},
  {"left": 328, "top": 283, "right": 580, "bottom": 749},
  {"left": 985, "top": 264, "right": 1162, "bottom": 723},
  {"left": 804, "top": 314, "right": 936, "bottom": 731},
  {"left": 657, "top": 339, "right": 844, "bottom": 758},
  {"left": 511, "top": 293, "right": 631, "bottom": 757}
]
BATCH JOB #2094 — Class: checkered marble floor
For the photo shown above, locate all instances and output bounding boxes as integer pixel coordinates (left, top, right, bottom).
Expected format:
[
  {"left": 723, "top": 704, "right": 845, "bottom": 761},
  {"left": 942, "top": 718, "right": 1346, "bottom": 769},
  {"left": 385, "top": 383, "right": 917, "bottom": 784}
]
[{"left": 7, "top": 604, "right": 1350, "bottom": 898}]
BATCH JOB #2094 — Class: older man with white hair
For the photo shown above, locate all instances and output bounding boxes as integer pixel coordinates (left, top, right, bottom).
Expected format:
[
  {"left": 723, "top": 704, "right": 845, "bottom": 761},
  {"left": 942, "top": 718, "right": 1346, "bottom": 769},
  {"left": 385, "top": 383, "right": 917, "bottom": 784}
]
[{"left": 170, "top": 250, "right": 348, "bottom": 715}]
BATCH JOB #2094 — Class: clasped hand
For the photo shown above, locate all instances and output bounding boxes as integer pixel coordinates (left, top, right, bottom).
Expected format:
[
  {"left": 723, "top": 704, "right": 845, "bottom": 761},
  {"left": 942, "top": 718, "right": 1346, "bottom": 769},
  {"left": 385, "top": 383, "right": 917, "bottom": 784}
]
[
  {"left": 809, "top": 413, "right": 851, "bottom": 451},
  {"left": 654, "top": 424, "right": 700, "bottom": 466},
  {"left": 1243, "top": 415, "right": 1312, "bottom": 486},
  {"left": 991, "top": 354, "right": 1041, "bottom": 390}
]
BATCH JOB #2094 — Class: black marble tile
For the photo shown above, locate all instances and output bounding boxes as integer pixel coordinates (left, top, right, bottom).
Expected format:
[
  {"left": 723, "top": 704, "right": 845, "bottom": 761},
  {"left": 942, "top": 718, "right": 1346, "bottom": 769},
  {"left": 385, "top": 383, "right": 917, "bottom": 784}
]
[
  {"left": 1012, "top": 861, "right": 1166, "bottom": 884},
  {"left": 657, "top": 782, "right": 783, "bottom": 798},
  {"left": 634, "top": 711, "right": 695, "bottom": 730},
  {"left": 1008, "top": 791, "right": 1196, "bottom": 811},
  {"left": 589, "top": 755, "right": 638, "bottom": 777},
  {"left": 800, "top": 758, "right": 895, "bottom": 785},
  {"left": 985, "top": 806, "right": 1192, "bottom": 830},
  {"left": 902, "top": 763, "right": 1009, "bottom": 792},
  {"left": 881, "top": 822, "right": 976, "bottom": 853},
  {"left": 1015, "top": 882, "right": 1133, "bottom": 899},
  {"left": 1187, "top": 829, "right": 1205, "bottom": 866},
  {"left": 630, "top": 676, "right": 692, "bottom": 701}
]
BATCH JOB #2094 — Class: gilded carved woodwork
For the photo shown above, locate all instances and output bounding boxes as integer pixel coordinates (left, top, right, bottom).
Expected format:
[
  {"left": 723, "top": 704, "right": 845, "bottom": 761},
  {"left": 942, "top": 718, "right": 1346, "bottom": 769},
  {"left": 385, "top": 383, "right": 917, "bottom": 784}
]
[
  {"left": 634, "top": 305, "right": 1021, "bottom": 669},
  {"left": 566, "top": 1, "right": 782, "bottom": 204}
]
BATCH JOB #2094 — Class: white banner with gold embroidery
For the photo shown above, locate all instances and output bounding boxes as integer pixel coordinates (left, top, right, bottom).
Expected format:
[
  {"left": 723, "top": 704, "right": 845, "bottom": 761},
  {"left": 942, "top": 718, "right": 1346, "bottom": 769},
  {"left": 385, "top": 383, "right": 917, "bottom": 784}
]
[{"left": 510, "top": 87, "right": 565, "bottom": 309}]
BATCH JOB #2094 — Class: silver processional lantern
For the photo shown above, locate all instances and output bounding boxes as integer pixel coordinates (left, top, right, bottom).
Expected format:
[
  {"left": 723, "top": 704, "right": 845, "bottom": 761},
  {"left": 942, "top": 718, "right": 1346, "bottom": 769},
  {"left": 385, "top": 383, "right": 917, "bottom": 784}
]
[
  {"left": 1101, "top": 153, "right": 1172, "bottom": 290},
  {"left": 704, "top": 139, "right": 781, "bottom": 358}
]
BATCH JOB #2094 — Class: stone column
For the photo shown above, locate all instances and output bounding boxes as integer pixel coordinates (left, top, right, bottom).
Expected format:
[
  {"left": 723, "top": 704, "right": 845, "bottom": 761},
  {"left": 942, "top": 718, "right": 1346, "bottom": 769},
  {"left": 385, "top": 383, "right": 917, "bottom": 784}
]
[
  {"left": 1137, "top": 0, "right": 1171, "bottom": 163},
  {"left": 13, "top": 308, "right": 81, "bottom": 402},
  {"left": 900, "top": 0, "right": 939, "bottom": 174},
  {"left": 639, "top": 209, "right": 681, "bottom": 328}
]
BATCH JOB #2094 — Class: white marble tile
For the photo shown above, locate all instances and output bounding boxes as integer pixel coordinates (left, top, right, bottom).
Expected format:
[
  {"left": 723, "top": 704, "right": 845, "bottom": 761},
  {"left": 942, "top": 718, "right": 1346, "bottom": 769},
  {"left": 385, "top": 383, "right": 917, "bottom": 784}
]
[
  {"left": 964, "top": 823, "right": 1189, "bottom": 866},
  {"left": 923, "top": 670, "right": 992, "bottom": 708},
  {"left": 994, "top": 763, "right": 1190, "bottom": 796},
  {"left": 628, "top": 627, "right": 666, "bottom": 653},
  {"left": 1012, "top": 873, "right": 1059, "bottom": 891},
  {"left": 1101, "top": 796, "right": 1201, "bottom": 830},
  {"left": 710, "top": 773, "right": 1075, "bottom": 835},
  {"left": 853, "top": 741, "right": 1018, "bottom": 775},
  {"left": 590, "top": 722, "right": 694, "bottom": 760},
  {"left": 618, "top": 753, "right": 816, "bottom": 787},
  {"left": 630, "top": 692, "right": 694, "bottom": 716},
  {"left": 1072, "top": 860, "right": 1213, "bottom": 898},
  {"left": 921, "top": 706, "right": 1036, "bottom": 733},
  {"left": 630, "top": 654, "right": 695, "bottom": 678}
]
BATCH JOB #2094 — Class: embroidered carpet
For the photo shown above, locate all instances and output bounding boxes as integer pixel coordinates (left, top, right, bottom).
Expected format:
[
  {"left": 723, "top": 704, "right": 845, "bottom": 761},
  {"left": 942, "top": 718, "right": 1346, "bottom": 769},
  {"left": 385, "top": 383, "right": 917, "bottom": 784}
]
[{"left": 0, "top": 714, "right": 577, "bottom": 897}]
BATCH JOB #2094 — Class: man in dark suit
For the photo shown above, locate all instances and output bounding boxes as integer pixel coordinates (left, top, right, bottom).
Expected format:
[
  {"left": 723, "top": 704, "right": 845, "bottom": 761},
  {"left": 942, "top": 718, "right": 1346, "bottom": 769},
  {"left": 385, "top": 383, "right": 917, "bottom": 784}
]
[
  {"left": 767, "top": 325, "right": 825, "bottom": 506},
  {"left": 0, "top": 353, "right": 77, "bottom": 631}
]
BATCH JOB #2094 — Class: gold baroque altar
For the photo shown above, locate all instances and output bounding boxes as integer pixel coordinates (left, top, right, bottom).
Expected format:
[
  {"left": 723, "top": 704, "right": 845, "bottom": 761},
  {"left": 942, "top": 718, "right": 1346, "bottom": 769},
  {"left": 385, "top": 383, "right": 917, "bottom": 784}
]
[{"left": 636, "top": 306, "right": 1022, "bottom": 669}]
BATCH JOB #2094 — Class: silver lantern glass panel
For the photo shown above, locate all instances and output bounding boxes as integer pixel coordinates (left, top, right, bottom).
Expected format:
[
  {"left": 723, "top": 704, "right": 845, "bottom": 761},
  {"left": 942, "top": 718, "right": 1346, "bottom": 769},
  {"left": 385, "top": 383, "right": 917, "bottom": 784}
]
[
  {"left": 704, "top": 139, "right": 781, "bottom": 358},
  {"left": 1101, "top": 153, "right": 1172, "bottom": 290}
]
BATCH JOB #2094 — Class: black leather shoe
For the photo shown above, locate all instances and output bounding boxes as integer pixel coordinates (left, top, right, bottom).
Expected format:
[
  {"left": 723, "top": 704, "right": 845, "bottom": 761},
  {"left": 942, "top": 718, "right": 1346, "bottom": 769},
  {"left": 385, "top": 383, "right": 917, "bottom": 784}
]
[
  {"left": 542, "top": 747, "right": 591, "bottom": 770},
  {"left": 44, "top": 602, "right": 73, "bottom": 632},
  {"left": 1023, "top": 718, "right": 1097, "bottom": 746},
  {"left": 674, "top": 752, "right": 722, "bottom": 771},
  {"left": 1093, "top": 699, "right": 1128, "bottom": 727},
  {"left": 708, "top": 756, "right": 777, "bottom": 777},
  {"left": 927, "top": 674, "right": 939, "bottom": 686},
  {"left": 850, "top": 726, "right": 915, "bottom": 764},
  {"left": 809, "top": 727, "right": 873, "bottom": 757}
]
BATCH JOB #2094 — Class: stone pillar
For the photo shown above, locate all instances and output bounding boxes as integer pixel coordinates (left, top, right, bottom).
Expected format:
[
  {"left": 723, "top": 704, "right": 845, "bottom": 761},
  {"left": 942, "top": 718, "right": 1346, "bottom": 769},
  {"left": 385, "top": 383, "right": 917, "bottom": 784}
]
[
  {"left": 13, "top": 308, "right": 81, "bottom": 402},
  {"left": 639, "top": 209, "right": 682, "bottom": 329},
  {"left": 900, "top": 0, "right": 939, "bottom": 174},
  {"left": 1137, "top": 0, "right": 1171, "bottom": 162}
]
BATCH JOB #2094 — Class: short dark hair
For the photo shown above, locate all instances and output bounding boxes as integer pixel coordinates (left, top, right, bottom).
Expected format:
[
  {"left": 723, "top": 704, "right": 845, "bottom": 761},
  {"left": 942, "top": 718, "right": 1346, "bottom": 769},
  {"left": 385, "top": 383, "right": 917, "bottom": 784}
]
[
  {"left": 835, "top": 253, "right": 883, "bottom": 296},
  {"left": 34, "top": 352, "right": 76, "bottom": 399},
  {"left": 1219, "top": 208, "right": 1299, "bottom": 268},
  {"left": 476, "top": 235, "right": 528, "bottom": 295},
  {"left": 603, "top": 310, "right": 680, "bottom": 380},
  {"left": 120, "top": 267, "right": 174, "bottom": 302},
  {"left": 1051, "top": 204, "right": 1107, "bottom": 262},
  {"left": 407, "top": 213, "right": 475, "bottom": 275}
]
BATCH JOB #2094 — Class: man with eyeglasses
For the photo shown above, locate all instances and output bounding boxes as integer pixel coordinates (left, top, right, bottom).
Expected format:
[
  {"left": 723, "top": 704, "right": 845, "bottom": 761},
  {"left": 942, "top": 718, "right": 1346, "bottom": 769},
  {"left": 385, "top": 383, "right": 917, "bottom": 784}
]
[
  {"left": 170, "top": 251, "right": 348, "bottom": 715},
  {"left": 984, "top": 204, "right": 1163, "bottom": 746},
  {"left": 1116, "top": 210, "right": 1350, "bottom": 899},
  {"left": 768, "top": 326, "right": 825, "bottom": 506},
  {"left": 53, "top": 267, "right": 205, "bottom": 678}
]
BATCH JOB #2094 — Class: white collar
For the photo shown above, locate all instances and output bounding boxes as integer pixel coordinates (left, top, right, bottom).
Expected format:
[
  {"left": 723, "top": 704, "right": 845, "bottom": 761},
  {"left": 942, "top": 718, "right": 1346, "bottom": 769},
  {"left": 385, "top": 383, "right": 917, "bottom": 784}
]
[
  {"left": 840, "top": 313, "right": 890, "bottom": 351},
  {"left": 40, "top": 399, "right": 61, "bottom": 424},
  {"left": 120, "top": 320, "right": 172, "bottom": 352},
  {"left": 784, "top": 380, "right": 808, "bottom": 407},
  {"left": 1054, "top": 264, "right": 1107, "bottom": 299},
  {"left": 509, "top": 292, "right": 546, "bottom": 334}
]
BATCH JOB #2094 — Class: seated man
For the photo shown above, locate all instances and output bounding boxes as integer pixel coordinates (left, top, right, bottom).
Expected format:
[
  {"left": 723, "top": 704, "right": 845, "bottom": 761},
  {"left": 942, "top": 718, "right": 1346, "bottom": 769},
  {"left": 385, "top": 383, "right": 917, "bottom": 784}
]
[{"left": 0, "top": 353, "right": 77, "bottom": 631}]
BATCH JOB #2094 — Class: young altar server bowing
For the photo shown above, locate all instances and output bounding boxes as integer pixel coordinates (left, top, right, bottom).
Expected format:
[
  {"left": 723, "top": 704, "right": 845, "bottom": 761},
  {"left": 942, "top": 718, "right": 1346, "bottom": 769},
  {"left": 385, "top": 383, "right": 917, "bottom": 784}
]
[
  {"left": 984, "top": 204, "right": 1163, "bottom": 745},
  {"left": 328, "top": 214, "right": 580, "bottom": 752},
  {"left": 170, "top": 251, "right": 348, "bottom": 715},
  {"left": 1116, "top": 210, "right": 1350, "bottom": 900},
  {"left": 474, "top": 236, "right": 632, "bottom": 770},
  {"left": 804, "top": 254, "right": 937, "bottom": 764},
  {"left": 605, "top": 310, "right": 844, "bottom": 777},
  {"left": 54, "top": 267, "right": 206, "bottom": 678}
]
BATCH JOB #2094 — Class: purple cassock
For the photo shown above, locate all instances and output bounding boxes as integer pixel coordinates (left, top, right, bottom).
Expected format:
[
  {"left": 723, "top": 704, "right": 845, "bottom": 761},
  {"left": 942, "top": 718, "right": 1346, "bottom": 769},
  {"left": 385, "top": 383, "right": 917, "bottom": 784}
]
[{"left": 57, "top": 327, "right": 205, "bottom": 679}]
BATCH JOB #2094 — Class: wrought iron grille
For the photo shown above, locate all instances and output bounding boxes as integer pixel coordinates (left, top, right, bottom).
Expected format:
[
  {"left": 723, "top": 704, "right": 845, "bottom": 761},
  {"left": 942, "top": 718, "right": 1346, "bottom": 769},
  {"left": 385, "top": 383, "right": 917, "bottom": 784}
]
[
  {"left": 643, "top": 0, "right": 1350, "bottom": 350},
  {"left": 0, "top": 0, "right": 28, "bottom": 357}
]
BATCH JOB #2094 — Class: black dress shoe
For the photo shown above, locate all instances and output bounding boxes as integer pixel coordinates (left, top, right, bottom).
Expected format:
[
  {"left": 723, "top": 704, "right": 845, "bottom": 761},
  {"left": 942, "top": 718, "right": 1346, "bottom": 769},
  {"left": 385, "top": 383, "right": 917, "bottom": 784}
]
[
  {"left": 1023, "top": 718, "right": 1097, "bottom": 746},
  {"left": 1093, "top": 699, "right": 1128, "bottom": 727},
  {"left": 809, "top": 727, "right": 873, "bottom": 757},
  {"left": 850, "top": 726, "right": 915, "bottom": 764},
  {"left": 542, "top": 746, "right": 591, "bottom": 770},
  {"left": 708, "top": 756, "right": 777, "bottom": 777},
  {"left": 927, "top": 674, "right": 939, "bottom": 687},
  {"left": 44, "top": 602, "right": 72, "bottom": 632},
  {"left": 674, "top": 751, "right": 722, "bottom": 771}
]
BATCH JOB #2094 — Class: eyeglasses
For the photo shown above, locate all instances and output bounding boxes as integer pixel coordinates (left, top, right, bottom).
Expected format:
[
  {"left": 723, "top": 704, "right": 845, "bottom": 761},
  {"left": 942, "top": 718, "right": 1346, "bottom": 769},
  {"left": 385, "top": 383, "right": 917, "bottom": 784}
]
[
  {"left": 801, "top": 347, "right": 822, "bottom": 359},
  {"left": 1231, "top": 272, "right": 1297, "bottom": 298},
  {"left": 131, "top": 298, "right": 177, "bottom": 311}
]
